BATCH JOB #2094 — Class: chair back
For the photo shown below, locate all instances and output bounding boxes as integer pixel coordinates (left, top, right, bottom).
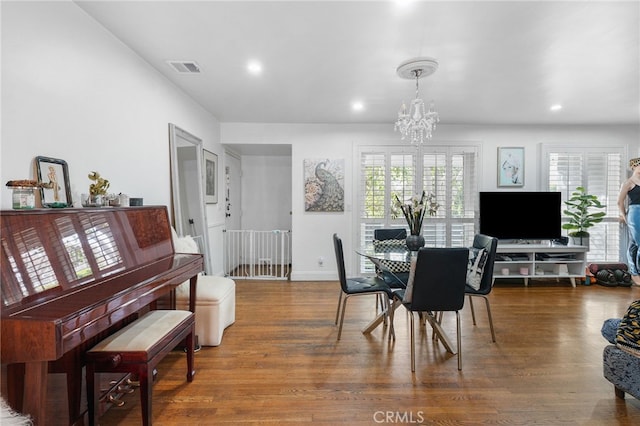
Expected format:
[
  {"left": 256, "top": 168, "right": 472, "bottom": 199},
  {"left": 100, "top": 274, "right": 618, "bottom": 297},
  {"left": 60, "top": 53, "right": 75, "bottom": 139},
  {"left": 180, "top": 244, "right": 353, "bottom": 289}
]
[
  {"left": 408, "top": 247, "right": 469, "bottom": 312},
  {"left": 471, "top": 234, "right": 498, "bottom": 294},
  {"left": 374, "top": 228, "right": 407, "bottom": 241},
  {"left": 332, "top": 233, "right": 348, "bottom": 291}
]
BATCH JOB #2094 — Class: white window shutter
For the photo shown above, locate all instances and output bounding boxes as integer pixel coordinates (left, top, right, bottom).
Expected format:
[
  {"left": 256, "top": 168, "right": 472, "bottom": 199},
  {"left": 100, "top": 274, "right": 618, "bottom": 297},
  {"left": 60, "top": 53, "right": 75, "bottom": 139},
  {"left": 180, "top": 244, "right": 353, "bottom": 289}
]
[
  {"left": 545, "top": 146, "right": 624, "bottom": 262},
  {"left": 358, "top": 145, "right": 479, "bottom": 273}
]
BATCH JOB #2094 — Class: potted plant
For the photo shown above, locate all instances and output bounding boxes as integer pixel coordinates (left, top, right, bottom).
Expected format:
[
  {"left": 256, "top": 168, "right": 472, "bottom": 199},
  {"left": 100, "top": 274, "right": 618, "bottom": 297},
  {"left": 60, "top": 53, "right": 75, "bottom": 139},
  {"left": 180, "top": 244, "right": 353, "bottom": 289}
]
[
  {"left": 87, "top": 171, "right": 110, "bottom": 206},
  {"left": 562, "top": 186, "right": 606, "bottom": 247}
]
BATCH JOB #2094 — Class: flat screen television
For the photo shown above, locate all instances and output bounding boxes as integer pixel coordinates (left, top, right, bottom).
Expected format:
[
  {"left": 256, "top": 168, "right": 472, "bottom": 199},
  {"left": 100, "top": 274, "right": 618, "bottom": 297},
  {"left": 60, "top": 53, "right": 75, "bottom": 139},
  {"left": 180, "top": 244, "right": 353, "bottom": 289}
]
[{"left": 479, "top": 191, "right": 562, "bottom": 241}]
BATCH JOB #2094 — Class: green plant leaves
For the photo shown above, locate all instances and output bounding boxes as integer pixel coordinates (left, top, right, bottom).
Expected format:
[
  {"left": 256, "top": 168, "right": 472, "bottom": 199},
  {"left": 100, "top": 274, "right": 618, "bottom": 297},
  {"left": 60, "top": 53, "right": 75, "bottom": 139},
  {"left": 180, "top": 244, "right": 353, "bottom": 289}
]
[{"left": 562, "top": 187, "right": 606, "bottom": 236}]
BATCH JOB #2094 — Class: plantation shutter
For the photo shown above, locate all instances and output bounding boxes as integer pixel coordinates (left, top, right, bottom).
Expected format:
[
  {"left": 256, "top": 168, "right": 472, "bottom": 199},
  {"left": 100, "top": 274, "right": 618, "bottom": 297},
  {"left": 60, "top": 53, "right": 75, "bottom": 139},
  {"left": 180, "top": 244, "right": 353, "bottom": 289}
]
[
  {"left": 544, "top": 146, "right": 624, "bottom": 262},
  {"left": 358, "top": 144, "right": 479, "bottom": 273},
  {"left": 359, "top": 149, "right": 416, "bottom": 272}
]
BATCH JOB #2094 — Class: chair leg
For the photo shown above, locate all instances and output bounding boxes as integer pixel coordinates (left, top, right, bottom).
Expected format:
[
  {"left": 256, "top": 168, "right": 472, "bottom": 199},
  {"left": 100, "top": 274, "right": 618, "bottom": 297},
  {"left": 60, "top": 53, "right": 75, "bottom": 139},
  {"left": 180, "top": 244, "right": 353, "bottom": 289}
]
[
  {"left": 335, "top": 290, "right": 343, "bottom": 325},
  {"left": 388, "top": 298, "right": 400, "bottom": 341},
  {"left": 468, "top": 295, "right": 477, "bottom": 325},
  {"left": 469, "top": 294, "right": 497, "bottom": 342},
  {"left": 338, "top": 292, "right": 392, "bottom": 341},
  {"left": 456, "top": 311, "right": 462, "bottom": 371},
  {"left": 380, "top": 294, "right": 388, "bottom": 327},
  {"left": 377, "top": 294, "right": 385, "bottom": 314},
  {"left": 432, "top": 311, "right": 443, "bottom": 341},
  {"left": 409, "top": 311, "right": 416, "bottom": 372},
  {"left": 388, "top": 305, "right": 394, "bottom": 341},
  {"left": 337, "top": 295, "right": 349, "bottom": 340},
  {"left": 481, "top": 295, "right": 497, "bottom": 343}
]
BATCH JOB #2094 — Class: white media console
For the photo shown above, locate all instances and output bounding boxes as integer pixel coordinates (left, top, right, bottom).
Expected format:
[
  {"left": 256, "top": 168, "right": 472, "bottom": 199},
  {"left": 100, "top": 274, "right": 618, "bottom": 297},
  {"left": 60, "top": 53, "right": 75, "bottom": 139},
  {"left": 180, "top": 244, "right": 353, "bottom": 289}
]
[{"left": 494, "top": 243, "right": 588, "bottom": 287}]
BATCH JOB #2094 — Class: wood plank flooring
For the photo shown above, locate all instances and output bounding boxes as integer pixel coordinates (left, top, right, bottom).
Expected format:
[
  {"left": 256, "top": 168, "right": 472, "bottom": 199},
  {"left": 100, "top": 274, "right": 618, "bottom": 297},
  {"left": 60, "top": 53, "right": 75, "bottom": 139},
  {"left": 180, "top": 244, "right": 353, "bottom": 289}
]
[{"left": 9, "top": 279, "right": 640, "bottom": 424}]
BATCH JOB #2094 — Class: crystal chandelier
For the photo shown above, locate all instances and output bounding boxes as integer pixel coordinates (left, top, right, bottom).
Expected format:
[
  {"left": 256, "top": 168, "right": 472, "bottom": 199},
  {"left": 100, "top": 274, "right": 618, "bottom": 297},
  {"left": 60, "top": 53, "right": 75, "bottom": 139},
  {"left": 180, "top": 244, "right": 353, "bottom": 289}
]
[{"left": 394, "top": 57, "right": 440, "bottom": 145}]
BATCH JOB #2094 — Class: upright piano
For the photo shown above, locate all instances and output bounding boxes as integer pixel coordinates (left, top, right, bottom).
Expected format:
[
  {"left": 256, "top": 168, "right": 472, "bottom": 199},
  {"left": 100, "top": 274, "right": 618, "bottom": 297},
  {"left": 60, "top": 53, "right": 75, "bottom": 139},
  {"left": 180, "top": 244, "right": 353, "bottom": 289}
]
[{"left": 1, "top": 206, "right": 203, "bottom": 425}]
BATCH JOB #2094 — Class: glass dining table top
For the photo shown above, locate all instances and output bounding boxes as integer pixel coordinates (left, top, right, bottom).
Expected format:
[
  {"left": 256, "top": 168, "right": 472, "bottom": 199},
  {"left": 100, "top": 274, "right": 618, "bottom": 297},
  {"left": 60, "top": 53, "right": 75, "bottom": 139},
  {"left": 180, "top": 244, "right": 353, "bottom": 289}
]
[{"left": 356, "top": 245, "right": 415, "bottom": 263}]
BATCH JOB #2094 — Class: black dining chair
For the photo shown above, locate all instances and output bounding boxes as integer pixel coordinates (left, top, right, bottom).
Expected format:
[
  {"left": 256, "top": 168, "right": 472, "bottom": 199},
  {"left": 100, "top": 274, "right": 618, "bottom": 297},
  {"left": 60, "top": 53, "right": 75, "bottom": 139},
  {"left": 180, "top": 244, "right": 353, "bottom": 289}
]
[
  {"left": 372, "top": 228, "right": 410, "bottom": 288},
  {"left": 390, "top": 247, "right": 469, "bottom": 371},
  {"left": 333, "top": 233, "right": 394, "bottom": 340},
  {"left": 374, "top": 228, "right": 407, "bottom": 241},
  {"left": 466, "top": 234, "right": 499, "bottom": 342}
]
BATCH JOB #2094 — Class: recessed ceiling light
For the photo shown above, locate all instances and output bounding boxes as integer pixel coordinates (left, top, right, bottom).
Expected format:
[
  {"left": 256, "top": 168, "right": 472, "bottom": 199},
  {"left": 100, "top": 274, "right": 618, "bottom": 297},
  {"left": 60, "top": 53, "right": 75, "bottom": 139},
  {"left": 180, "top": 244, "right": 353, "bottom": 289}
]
[
  {"left": 352, "top": 101, "right": 364, "bottom": 112},
  {"left": 550, "top": 104, "right": 563, "bottom": 111},
  {"left": 395, "top": 0, "right": 414, "bottom": 9},
  {"left": 247, "top": 60, "right": 262, "bottom": 75}
]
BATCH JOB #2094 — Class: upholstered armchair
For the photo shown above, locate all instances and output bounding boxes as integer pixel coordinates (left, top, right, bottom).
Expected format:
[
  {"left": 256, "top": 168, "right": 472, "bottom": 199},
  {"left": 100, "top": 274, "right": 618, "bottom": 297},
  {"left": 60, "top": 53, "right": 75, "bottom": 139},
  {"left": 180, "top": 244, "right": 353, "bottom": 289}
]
[{"left": 601, "top": 318, "right": 640, "bottom": 399}]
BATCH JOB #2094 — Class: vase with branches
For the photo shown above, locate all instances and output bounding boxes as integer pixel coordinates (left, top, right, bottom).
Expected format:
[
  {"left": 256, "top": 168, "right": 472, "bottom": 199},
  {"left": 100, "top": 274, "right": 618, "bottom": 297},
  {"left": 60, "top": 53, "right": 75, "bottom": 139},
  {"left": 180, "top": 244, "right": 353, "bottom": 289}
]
[{"left": 392, "top": 190, "right": 439, "bottom": 250}]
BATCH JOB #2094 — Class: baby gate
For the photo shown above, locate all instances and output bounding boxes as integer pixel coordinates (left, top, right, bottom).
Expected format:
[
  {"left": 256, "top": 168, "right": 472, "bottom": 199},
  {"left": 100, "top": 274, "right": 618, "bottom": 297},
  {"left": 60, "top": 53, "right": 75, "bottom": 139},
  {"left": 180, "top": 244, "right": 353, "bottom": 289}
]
[{"left": 223, "top": 230, "right": 291, "bottom": 279}]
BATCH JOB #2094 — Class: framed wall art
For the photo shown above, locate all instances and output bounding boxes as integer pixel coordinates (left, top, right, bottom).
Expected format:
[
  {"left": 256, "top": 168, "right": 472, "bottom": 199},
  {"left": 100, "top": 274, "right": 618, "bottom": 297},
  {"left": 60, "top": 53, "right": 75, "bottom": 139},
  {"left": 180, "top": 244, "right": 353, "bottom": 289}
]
[
  {"left": 35, "top": 156, "right": 72, "bottom": 207},
  {"left": 304, "top": 158, "right": 344, "bottom": 212},
  {"left": 204, "top": 149, "right": 218, "bottom": 204},
  {"left": 497, "top": 147, "right": 524, "bottom": 187}
]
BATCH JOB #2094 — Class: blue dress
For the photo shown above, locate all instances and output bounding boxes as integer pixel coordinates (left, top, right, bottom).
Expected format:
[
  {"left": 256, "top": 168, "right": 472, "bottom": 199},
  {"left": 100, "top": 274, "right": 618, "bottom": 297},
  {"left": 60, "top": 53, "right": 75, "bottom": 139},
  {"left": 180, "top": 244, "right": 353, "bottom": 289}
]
[{"left": 626, "top": 185, "right": 640, "bottom": 274}]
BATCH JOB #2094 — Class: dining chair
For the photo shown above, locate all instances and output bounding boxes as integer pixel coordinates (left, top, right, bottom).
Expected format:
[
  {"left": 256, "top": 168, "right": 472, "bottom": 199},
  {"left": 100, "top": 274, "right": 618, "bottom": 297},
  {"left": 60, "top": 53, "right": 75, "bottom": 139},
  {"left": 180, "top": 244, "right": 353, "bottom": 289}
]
[
  {"left": 332, "top": 233, "right": 394, "bottom": 340},
  {"left": 390, "top": 247, "right": 469, "bottom": 371},
  {"left": 372, "top": 228, "right": 410, "bottom": 288},
  {"left": 373, "top": 228, "right": 407, "bottom": 241},
  {"left": 465, "top": 234, "right": 499, "bottom": 342}
]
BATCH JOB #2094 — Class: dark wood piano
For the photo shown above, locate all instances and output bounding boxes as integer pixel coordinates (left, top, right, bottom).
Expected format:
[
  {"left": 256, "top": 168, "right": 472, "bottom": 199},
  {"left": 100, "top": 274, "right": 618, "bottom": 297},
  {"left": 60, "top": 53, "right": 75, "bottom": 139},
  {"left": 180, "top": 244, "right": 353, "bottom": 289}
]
[{"left": 1, "top": 206, "right": 203, "bottom": 425}]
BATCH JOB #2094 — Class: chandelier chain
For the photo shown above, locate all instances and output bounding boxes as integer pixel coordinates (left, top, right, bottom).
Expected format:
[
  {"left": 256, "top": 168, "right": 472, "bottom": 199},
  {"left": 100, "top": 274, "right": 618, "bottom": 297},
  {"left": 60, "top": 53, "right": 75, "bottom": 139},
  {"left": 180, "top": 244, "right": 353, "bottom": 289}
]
[{"left": 414, "top": 70, "right": 422, "bottom": 99}]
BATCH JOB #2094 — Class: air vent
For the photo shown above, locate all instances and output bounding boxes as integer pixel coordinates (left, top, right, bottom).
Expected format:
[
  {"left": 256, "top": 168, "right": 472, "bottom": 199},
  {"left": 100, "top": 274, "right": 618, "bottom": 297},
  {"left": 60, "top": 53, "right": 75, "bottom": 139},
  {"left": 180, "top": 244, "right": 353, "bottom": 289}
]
[{"left": 166, "top": 60, "right": 201, "bottom": 74}]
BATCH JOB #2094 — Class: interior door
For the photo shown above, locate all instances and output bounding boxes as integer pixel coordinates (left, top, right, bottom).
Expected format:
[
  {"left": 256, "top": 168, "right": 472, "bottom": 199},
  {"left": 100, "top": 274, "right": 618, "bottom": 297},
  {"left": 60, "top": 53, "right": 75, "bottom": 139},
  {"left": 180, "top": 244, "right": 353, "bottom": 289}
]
[{"left": 224, "top": 151, "right": 241, "bottom": 230}]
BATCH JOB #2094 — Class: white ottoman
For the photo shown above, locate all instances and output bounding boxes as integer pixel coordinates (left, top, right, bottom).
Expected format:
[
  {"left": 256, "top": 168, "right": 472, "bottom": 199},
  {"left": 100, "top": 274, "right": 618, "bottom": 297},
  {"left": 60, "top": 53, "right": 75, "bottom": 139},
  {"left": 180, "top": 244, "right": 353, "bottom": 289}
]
[{"left": 176, "top": 276, "right": 236, "bottom": 346}]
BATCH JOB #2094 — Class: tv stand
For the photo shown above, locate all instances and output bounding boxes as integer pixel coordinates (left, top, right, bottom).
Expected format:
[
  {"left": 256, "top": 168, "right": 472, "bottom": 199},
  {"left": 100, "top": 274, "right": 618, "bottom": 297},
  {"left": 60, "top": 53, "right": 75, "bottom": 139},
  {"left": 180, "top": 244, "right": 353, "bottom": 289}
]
[{"left": 494, "top": 243, "right": 587, "bottom": 287}]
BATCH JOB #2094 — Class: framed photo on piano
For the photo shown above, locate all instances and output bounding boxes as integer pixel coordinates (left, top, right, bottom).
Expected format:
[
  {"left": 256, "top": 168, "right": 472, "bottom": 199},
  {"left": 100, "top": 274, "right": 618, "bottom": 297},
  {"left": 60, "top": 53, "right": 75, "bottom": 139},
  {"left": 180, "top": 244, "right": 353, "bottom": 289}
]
[{"left": 35, "top": 156, "right": 73, "bottom": 207}]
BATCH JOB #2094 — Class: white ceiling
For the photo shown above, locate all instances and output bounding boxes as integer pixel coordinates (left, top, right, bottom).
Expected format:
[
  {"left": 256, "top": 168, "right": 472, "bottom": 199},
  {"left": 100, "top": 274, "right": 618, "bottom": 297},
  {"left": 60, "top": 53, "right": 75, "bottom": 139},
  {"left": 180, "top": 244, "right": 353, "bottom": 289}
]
[{"left": 75, "top": 0, "right": 640, "bottom": 126}]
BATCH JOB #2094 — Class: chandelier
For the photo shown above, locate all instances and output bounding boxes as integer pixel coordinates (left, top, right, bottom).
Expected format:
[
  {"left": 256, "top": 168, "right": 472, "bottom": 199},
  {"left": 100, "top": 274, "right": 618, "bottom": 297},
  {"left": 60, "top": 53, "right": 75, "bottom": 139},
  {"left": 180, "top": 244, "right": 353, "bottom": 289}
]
[{"left": 394, "top": 57, "right": 439, "bottom": 145}]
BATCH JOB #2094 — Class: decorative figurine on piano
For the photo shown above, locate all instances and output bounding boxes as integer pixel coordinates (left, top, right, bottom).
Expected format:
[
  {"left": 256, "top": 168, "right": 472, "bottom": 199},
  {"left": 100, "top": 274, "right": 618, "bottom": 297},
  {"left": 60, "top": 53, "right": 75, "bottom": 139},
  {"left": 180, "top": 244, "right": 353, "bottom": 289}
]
[{"left": 87, "top": 171, "right": 110, "bottom": 206}]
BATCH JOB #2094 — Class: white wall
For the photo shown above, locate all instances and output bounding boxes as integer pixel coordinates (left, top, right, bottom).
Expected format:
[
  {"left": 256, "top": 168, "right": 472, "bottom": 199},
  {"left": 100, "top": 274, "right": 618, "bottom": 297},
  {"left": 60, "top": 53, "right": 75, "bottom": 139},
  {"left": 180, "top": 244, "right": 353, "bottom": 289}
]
[
  {"left": 221, "top": 123, "right": 640, "bottom": 280},
  {"left": 240, "top": 155, "right": 292, "bottom": 231},
  {"left": 3, "top": 2, "right": 638, "bottom": 282},
  {"left": 1, "top": 1, "right": 227, "bottom": 274}
]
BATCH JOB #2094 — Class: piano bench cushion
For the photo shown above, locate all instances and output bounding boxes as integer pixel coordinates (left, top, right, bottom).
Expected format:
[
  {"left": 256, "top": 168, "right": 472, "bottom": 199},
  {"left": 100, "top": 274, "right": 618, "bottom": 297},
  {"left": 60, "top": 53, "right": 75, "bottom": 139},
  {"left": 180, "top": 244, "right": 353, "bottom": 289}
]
[
  {"left": 86, "top": 309, "right": 195, "bottom": 426},
  {"left": 176, "top": 276, "right": 236, "bottom": 347},
  {"left": 87, "top": 310, "right": 194, "bottom": 359}
]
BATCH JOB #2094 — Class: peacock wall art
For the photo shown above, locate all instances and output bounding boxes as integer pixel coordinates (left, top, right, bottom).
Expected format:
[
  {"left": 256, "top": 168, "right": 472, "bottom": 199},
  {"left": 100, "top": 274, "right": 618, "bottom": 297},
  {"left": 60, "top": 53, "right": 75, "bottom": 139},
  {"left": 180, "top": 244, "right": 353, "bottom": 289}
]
[{"left": 304, "top": 158, "right": 345, "bottom": 212}]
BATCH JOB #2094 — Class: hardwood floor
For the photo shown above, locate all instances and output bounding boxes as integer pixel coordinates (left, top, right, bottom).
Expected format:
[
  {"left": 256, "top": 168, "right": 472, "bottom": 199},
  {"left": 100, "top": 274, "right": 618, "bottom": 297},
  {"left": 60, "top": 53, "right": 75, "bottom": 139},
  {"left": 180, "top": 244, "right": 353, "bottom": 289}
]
[{"left": 11, "top": 279, "right": 640, "bottom": 424}]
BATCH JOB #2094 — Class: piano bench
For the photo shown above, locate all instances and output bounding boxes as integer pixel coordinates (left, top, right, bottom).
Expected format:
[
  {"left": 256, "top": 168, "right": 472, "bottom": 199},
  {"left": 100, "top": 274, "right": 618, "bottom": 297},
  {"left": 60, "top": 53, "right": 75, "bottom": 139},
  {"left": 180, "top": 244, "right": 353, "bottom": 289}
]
[
  {"left": 85, "top": 310, "right": 195, "bottom": 426},
  {"left": 176, "top": 276, "right": 236, "bottom": 346}
]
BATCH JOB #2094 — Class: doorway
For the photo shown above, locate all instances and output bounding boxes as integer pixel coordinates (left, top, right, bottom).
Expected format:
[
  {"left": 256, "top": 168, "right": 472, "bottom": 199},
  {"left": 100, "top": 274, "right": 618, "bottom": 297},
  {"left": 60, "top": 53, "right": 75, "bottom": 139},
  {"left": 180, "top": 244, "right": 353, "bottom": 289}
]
[
  {"left": 169, "top": 123, "right": 212, "bottom": 275},
  {"left": 222, "top": 145, "right": 292, "bottom": 278}
]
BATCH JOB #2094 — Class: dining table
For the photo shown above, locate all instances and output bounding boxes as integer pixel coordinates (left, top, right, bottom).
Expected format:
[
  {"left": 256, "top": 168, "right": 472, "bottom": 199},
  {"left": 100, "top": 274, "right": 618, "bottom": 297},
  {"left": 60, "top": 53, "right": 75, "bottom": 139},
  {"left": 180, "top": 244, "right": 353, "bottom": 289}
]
[{"left": 356, "top": 244, "right": 458, "bottom": 354}]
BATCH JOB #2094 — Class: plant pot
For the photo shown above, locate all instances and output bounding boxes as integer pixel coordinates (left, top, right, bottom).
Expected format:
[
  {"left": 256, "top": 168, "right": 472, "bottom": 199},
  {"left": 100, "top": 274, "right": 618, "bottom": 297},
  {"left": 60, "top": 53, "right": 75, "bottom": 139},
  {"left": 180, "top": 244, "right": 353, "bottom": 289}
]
[
  {"left": 569, "top": 234, "right": 589, "bottom": 249},
  {"left": 406, "top": 234, "right": 425, "bottom": 251},
  {"left": 83, "top": 194, "right": 106, "bottom": 207}
]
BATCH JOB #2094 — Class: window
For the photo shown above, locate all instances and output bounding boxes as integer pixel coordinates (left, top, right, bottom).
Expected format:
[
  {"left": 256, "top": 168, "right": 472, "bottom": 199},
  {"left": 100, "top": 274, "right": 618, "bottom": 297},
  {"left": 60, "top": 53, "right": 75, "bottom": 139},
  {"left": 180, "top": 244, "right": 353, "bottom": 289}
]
[
  {"left": 358, "top": 145, "right": 478, "bottom": 272},
  {"left": 543, "top": 145, "right": 625, "bottom": 262}
]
